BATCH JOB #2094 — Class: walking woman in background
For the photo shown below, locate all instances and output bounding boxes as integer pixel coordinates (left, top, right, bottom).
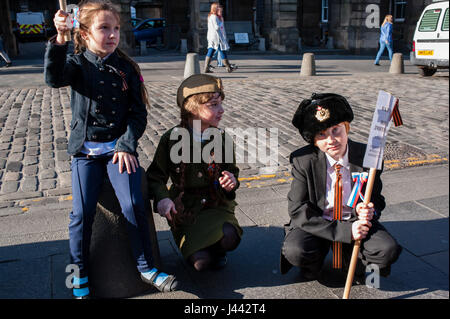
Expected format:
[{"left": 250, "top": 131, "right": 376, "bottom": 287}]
[
  {"left": 204, "top": 2, "right": 237, "bottom": 73},
  {"left": 374, "top": 14, "right": 394, "bottom": 66},
  {"left": 0, "top": 32, "right": 12, "bottom": 67}
]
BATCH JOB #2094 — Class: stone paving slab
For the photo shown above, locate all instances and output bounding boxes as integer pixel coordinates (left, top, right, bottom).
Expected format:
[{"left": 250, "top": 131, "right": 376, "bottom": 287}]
[
  {"left": 381, "top": 201, "right": 449, "bottom": 257},
  {"left": 0, "top": 256, "right": 52, "bottom": 299}
]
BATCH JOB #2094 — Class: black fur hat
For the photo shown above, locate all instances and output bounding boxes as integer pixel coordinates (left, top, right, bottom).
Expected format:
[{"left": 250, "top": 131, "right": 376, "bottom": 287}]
[{"left": 292, "top": 93, "right": 354, "bottom": 144}]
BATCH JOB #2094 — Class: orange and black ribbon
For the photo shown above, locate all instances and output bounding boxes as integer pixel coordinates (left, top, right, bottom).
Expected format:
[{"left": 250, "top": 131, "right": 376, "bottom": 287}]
[
  {"left": 104, "top": 64, "right": 128, "bottom": 91},
  {"left": 391, "top": 99, "right": 403, "bottom": 127},
  {"left": 118, "top": 70, "right": 128, "bottom": 91},
  {"left": 332, "top": 164, "right": 343, "bottom": 269}
]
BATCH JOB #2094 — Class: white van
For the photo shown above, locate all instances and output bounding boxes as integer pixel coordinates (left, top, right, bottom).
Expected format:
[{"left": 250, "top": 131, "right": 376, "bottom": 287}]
[
  {"left": 410, "top": 1, "right": 449, "bottom": 76},
  {"left": 16, "top": 12, "right": 46, "bottom": 40}
]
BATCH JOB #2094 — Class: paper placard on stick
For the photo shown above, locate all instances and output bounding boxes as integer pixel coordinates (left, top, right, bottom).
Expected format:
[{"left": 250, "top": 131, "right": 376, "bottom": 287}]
[
  {"left": 344, "top": 90, "right": 403, "bottom": 300},
  {"left": 363, "top": 90, "right": 398, "bottom": 170}
]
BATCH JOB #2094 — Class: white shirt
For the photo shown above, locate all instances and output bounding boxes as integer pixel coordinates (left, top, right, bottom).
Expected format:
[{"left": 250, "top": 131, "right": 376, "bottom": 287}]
[
  {"left": 80, "top": 139, "right": 117, "bottom": 156},
  {"left": 322, "top": 148, "right": 353, "bottom": 221}
]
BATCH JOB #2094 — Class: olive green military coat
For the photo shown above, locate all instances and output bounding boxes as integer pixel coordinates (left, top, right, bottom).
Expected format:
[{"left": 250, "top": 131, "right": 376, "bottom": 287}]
[{"left": 146, "top": 126, "right": 243, "bottom": 259}]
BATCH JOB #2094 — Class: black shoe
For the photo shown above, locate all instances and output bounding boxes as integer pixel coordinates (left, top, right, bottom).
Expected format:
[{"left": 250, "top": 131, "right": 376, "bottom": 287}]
[
  {"left": 374, "top": 63, "right": 380, "bottom": 66},
  {"left": 380, "top": 265, "right": 391, "bottom": 277},
  {"left": 353, "top": 271, "right": 366, "bottom": 285},
  {"left": 300, "top": 267, "right": 320, "bottom": 281},
  {"left": 280, "top": 251, "right": 293, "bottom": 275},
  {"left": 212, "top": 255, "right": 227, "bottom": 270},
  {"left": 5, "top": 62, "right": 11, "bottom": 67},
  {"left": 342, "top": 255, "right": 366, "bottom": 284},
  {"left": 72, "top": 288, "right": 91, "bottom": 299}
]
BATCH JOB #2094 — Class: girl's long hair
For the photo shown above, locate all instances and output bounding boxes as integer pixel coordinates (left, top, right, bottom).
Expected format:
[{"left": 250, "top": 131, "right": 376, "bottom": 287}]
[
  {"left": 382, "top": 14, "right": 393, "bottom": 26},
  {"left": 73, "top": 0, "right": 149, "bottom": 108}
]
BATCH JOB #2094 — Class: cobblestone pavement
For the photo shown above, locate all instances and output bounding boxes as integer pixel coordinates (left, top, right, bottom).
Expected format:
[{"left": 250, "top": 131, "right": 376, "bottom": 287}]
[
  {"left": 0, "top": 57, "right": 448, "bottom": 209},
  {"left": 0, "top": 53, "right": 448, "bottom": 300}
]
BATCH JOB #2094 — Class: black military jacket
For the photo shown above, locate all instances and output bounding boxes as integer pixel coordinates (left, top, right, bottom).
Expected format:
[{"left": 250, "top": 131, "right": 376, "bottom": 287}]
[
  {"left": 44, "top": 40, "right": 147, "bottom": 156},
  {"left": 286, "top": 139, "right": 386, "bottom": 244}
]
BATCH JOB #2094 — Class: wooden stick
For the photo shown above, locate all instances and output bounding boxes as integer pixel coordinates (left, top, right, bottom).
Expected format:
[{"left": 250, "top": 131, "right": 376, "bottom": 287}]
[
  {"left": 342, "top": 167, "right": 377, "bottom": 299},
  {"left": 58, "top": 0, "right": 71, "bottom": 42}
]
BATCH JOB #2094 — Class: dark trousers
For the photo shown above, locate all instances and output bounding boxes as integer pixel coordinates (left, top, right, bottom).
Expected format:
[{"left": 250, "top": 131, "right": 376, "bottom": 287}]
[
  {"left": 281, "top": 220, "right": 401, "bottom": 274},
  {"left": 69, "top": 154, "right": 153, "bottom": 278}
]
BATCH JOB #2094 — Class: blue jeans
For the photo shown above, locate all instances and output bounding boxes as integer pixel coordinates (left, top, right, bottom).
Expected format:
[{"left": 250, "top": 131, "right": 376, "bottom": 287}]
[
  {"left": 207, "top": 47, "right": 227, "bottom": 60},
  {"left": 213, "top": 50, "right": 223, "bottom": 66},
  {"left": 374, "top": 40, "right": 393, "bottom": 64},
  {"left": 69, "top": 154, "right": 153, "bottom": 278}
]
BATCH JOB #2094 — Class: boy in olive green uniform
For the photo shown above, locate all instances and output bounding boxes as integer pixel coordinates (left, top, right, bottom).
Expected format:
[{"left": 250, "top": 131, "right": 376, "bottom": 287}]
[{"left": 146, "top": 74, "right": 242, "bottom": 271}]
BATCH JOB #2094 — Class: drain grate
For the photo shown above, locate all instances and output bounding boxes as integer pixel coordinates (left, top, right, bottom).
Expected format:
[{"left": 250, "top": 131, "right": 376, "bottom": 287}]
[
  {"left": 384, "top": 142, "right": 427, "bottom": 161},
  {"left": 384, "top": 141, "right": 448, "bottom": 169}
]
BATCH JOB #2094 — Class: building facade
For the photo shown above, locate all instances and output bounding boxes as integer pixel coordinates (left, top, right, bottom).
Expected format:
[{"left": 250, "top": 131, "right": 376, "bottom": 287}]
[
  {"left": 0, "top": 0, "right": 439, "bottom": 57},
  {"left": 130, "top": 0, "right": 438, "bottom": 54}
]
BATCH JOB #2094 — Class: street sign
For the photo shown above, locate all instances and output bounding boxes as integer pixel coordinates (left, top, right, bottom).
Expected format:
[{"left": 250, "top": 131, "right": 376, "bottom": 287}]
[{"left": 234, "top": 33, "right": 249, "bottom": 44}]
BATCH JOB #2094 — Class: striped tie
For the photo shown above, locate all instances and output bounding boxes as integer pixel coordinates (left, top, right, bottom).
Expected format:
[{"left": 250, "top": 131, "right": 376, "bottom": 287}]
[{"left": 332, "top": 163, "right": 343, "bottom": 269}]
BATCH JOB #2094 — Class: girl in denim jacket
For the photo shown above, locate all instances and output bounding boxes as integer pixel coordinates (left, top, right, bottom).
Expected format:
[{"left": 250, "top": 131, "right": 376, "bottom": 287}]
[{"left": 374, "top": 15, "right": 394, "bottom": 65}]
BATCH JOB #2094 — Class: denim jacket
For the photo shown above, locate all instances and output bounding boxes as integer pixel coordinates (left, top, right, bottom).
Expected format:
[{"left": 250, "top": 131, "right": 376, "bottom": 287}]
[
  {"left": 380, "top": 22, "right": 393, "bottom": 43},
  {"left": 44, "top": 40, "right": 147, "bottom": 156}
]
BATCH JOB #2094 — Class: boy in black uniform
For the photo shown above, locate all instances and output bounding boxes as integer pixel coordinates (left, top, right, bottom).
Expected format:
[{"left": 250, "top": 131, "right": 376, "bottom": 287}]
[{"left": 280, "top": 93, "right": 402, "bottom": 281}]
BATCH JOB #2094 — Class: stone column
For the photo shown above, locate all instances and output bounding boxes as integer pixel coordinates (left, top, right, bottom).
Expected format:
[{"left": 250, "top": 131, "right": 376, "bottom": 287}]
[
  {"left": 267, "top": 0, "right": 298, "bottom": 53},
  {"left": 189, "top": 0, "right": 211, "bottom": 53},
  {"left": 111, "top": 0, "right": 135, "bottom": 56}
]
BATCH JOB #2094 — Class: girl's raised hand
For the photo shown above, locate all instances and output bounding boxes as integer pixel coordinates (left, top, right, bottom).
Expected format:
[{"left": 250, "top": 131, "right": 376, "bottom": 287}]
[
  {"left": 112, "top": 152, "right": 138, "bottom": 174},
  {"left": 219, "top": 170, "right": 237, "bottom": 192},
  {"left": 53, "top": 10, "right": 70, "bottom": 44}
]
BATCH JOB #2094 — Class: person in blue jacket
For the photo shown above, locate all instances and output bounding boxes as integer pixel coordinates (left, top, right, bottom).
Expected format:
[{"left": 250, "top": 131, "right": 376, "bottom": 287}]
[
  {"left": 374, "top": 14, "right": 394, "bottom": 65},
  {"left": 45, "top": 0, "right": 178, "bottom": 298}
]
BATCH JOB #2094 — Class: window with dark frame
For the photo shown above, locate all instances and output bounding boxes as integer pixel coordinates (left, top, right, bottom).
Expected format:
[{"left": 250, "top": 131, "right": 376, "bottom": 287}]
[
  {"left": 394, "top": 0, "right": 406, "bottom": 22},
  {"left": 322, "top": 0, "right": 329, "bottom": 23}
]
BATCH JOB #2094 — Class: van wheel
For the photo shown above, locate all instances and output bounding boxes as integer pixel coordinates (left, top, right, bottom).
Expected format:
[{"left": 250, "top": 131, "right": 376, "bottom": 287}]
[{"left": 418, "top": 67, "right": 437, "bottom": 77}]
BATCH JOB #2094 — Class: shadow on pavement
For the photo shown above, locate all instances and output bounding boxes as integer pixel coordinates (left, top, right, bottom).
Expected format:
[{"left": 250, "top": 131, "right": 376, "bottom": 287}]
[
  {"left": 0, "top": 68, "right": 44, "bottom": 75},
  {"left": 0, "top": 239, "right": 70, "bottom": 299},
  {"left": 0, "top": 217, "right": 447, "bottom": 299}
]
